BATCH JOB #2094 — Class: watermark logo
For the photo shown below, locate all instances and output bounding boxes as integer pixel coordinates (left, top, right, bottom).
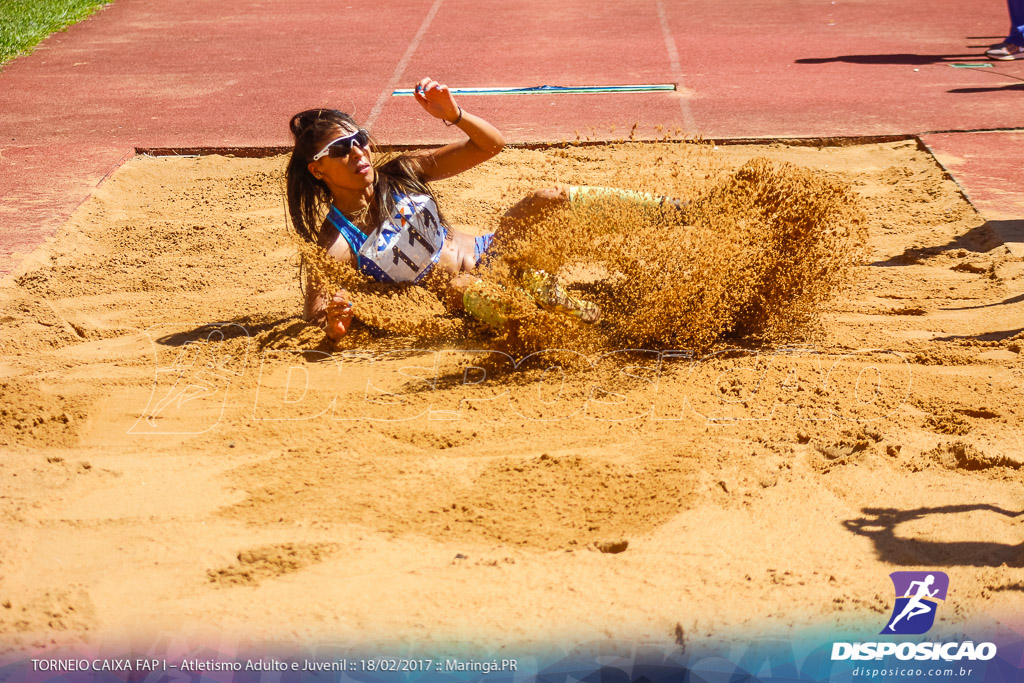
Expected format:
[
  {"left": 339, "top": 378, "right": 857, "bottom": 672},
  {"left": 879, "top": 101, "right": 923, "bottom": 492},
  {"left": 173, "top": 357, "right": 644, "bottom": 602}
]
[
  {"left": 129, "top": 323, "right": 251, "bottom": 435},
  {"left": 832, "top": 571, "right": 995, "bottom": 664},
  {"left": 130, "top": 338, "right": 914, "bottom": 432},
  {"left": 882, "top": 571, "right": 949, "bottom": 635}
]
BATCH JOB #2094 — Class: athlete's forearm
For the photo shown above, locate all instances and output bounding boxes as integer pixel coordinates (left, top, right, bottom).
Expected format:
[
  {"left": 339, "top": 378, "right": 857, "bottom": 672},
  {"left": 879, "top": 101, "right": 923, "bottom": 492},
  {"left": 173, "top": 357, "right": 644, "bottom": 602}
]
[
  {"left": 414, "top": 109, "right": 506, "bottom": 181},
  {"left": 450, "top": 108, "right": 505, "bottom": 157},
  {"left": 303, "top": 287, "right": 327, "bottom": 323}
]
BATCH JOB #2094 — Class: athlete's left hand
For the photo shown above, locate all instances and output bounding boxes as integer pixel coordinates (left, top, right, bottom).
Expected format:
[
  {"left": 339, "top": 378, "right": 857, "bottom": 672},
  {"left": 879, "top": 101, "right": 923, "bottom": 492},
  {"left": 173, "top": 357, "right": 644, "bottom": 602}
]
[
  {"left": 413, "top": 77, "right": 460, "bottom": 123},
  {"left": 325, "top": 289, "right": 354, "bottom": 341}
]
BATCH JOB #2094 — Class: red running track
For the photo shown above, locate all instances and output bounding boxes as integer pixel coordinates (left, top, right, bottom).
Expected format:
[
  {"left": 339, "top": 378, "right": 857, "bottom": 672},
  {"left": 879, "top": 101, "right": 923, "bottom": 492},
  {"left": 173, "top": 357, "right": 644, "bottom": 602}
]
[{"left": 2, "top": 0, "right": 1024, "bottom": 273}]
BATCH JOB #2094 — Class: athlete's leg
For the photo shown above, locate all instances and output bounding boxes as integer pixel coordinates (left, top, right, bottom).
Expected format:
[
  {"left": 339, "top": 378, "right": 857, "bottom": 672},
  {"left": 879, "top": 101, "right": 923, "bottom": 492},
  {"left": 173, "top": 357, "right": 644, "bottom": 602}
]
[
  {"left": 445, "top": 270, "right": 601, "bottom": 327},
  {"left": 443, "top": 273, "right": 476, "bottom": 310},
  {"left": 490, "top": 183, "right": 692, "bottom": 326},
  {"left": 496, "top": 187, "right": 571, "bottom": 243},
  {"left": 495, "top": 186, "right": 621, "bottom": 324},
  {"left": 520, "top": 268, "right": 601, "bottom": 323},
  {"left": 497, "top": 185, "right": 688, "bottom": 242},
  {"left": 567, "top": 185, "right": 689, "bottom": 215},
  {"left": 445, "top": 273, "right": 511, "bottom": 330}
]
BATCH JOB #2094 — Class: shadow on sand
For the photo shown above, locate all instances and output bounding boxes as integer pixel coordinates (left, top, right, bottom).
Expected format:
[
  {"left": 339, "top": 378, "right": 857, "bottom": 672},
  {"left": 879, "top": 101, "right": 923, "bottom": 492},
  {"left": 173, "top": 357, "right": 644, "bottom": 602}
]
[{"left": 844, "top": 504, "right": 1024, "bottom": 568}]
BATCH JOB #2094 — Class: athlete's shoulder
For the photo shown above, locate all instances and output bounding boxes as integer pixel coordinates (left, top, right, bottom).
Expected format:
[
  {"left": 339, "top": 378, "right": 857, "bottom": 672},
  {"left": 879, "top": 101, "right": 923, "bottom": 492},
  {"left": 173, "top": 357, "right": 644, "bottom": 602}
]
[
  {"left": 317, "top": 214, "right": 339, "bottom": 248},
  {"left": 378, "top": 153, "right": 425, "bottom": 180}
]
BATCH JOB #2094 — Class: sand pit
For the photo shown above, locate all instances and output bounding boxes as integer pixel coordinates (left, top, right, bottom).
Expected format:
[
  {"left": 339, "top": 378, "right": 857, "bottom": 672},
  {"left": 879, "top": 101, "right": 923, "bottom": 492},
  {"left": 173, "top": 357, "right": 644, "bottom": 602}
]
[{"left": 0, "top": 140, "right": 1022, "bottom": 655}]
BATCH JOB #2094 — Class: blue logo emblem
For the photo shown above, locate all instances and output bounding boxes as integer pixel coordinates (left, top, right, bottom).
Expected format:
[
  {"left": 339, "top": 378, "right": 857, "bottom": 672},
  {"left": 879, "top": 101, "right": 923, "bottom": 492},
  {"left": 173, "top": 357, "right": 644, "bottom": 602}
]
[
  {"left": 377, "top": 222, "right": 400, "bottom": 251},
  {"left": 882, "top": 571, "right": 949, "bottom": 635}
]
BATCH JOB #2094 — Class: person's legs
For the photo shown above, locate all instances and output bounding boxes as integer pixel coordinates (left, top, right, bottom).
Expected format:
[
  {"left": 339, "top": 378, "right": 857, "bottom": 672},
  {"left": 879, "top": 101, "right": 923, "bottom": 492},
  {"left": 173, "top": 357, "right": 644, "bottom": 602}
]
[
  {"left": 520, "top": 268, "right": 602, "bottom": 323},
  {"left": 446, "top": 273, "right": 511, "bottom": 329},
  {"left": 497, "top": 185, "right": 688, "bottom": 243},
  {"left": 567, "top": 185, "right": 689, "bottom": 215},
  {"left": 481, "top": 183, "right": 691, "bottom": 327},
  {"left": 452, "top": 270, "right": 601, "bottom": 327},
  {"left": 988, "top": 0, "right": 1024, "bottom": 58},
  {"left": 1008, "top": 0, "right": 1024, "bottom": 44}
]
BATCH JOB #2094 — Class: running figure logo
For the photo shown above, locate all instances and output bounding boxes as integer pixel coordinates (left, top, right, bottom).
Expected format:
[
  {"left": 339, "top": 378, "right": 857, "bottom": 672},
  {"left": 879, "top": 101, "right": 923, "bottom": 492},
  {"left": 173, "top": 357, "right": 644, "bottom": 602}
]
[{"left": 883, "top": 571, "right": 949, "bottom": 635}]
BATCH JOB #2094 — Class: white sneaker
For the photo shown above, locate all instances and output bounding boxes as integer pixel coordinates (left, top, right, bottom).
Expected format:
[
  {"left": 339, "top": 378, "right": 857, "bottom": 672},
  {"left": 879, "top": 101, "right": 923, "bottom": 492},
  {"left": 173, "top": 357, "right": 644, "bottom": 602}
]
[{"left": 986, "top": 42, "right": 1024, "bottom": 60}]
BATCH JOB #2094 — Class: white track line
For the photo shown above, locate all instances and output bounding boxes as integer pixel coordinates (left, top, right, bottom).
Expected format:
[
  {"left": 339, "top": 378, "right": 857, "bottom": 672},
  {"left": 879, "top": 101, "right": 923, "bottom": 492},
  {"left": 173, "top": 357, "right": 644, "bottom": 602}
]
[
  {"left": 364, "top": 0, "right": 444, "bottom": 131},
  {"left": 655, "top": 0, "right": 698, "bottom": 133}
]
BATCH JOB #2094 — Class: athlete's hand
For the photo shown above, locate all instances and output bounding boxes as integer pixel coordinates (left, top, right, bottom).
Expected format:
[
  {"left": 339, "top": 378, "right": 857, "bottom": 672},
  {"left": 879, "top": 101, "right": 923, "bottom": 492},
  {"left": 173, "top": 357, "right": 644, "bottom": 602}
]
[
  {"left": 414, "top": 77, "right": 460, "bottom": 123},
  {"left": 325, "top": 289, "right": 354, "bottom": 341}
]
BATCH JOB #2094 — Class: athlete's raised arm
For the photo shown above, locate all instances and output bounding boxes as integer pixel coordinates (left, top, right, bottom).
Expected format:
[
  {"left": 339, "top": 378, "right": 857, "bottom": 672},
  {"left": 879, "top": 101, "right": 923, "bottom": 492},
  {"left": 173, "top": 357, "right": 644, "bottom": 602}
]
[{"left": 407, "top": 76, "right": 505, "bottom": 182}]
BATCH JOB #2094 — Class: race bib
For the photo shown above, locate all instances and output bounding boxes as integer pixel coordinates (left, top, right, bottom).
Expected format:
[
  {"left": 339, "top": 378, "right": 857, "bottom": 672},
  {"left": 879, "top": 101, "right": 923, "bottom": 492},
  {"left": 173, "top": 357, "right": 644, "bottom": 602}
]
[{"left": 358, "top": 193, "right": 445, "bottom": 283}]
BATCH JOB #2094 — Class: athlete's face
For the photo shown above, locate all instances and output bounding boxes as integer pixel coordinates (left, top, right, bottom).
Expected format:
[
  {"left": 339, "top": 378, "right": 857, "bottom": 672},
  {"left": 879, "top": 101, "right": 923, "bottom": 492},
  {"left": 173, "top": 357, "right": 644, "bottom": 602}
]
[{"left": 307, "top": 123, "right": 375, "bottom": 194}]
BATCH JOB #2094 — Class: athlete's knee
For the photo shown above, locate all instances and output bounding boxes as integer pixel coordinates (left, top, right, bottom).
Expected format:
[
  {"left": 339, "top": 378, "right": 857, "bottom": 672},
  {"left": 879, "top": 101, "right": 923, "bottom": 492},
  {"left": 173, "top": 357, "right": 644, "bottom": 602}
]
[
  {"left": 500, "top": 187, "right": 569, "bottom": 236},
  {"left": 512, "top": 187, "right": 570, "bottom": 215},
  {"left": 530, "top": 186, "right": 570, "bottom": 205}
]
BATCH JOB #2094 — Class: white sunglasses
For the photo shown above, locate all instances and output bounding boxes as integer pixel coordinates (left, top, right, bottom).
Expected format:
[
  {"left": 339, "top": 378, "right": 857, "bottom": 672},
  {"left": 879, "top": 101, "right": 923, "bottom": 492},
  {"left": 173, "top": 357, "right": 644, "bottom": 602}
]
[{"left": 311, "top": 129, "right": 370, "bottom": 161}]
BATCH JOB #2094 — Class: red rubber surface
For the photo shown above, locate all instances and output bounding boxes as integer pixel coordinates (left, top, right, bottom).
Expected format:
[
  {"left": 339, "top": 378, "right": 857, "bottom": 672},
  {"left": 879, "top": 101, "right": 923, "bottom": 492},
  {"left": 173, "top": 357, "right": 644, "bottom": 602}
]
[{"left": 922, "top": 131, "right": 1024, "bottom": 257}]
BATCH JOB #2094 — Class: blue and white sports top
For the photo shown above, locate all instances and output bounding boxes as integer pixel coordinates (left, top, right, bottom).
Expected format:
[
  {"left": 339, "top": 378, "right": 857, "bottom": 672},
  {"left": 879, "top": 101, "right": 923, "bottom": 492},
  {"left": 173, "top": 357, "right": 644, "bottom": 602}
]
[{"left": 325, "top": 192, "right": 446, "bottom": 283}]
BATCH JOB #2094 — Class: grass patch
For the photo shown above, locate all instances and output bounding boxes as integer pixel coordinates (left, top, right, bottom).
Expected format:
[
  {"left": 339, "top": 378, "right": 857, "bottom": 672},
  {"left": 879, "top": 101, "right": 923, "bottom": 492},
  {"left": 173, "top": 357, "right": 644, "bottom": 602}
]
[{"left": 0, "top": 0, "right": 113, "bottom": 66}]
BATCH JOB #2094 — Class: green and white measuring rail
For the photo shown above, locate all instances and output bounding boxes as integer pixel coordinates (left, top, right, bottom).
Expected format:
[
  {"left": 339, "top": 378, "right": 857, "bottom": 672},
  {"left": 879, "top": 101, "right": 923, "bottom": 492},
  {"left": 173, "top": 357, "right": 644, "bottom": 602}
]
[{"left": 392, "top": 84, "right": 677, "bottom": 96}]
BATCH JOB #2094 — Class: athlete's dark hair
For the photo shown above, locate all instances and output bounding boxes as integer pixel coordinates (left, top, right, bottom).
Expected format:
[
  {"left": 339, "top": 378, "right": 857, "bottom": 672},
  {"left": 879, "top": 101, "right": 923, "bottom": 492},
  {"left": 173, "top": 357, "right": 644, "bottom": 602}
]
[{"left": 286, "top": 109, "right": 447, "bottom": 246}]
